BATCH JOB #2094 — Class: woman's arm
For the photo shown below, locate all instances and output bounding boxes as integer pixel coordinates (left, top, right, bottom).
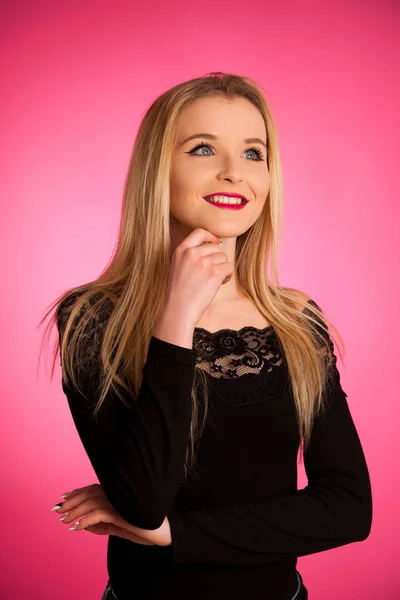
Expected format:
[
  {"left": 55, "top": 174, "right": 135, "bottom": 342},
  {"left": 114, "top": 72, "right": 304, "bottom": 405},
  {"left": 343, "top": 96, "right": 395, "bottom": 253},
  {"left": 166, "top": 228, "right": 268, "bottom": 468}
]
[
  {"left": 58, "top": 293, "right": 197, "bottom": 531},
  {"left": 167, "top": 342, "right": 372, "bottom": 565}
]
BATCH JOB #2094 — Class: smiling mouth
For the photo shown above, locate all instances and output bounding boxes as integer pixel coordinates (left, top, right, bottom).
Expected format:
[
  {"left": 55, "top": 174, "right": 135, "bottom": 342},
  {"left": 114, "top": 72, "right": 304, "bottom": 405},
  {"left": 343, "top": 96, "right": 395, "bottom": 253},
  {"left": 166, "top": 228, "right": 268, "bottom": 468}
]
[
  {"left": 204, "top": 197, "right": 248, "bottom": 205},
  {"left": 203, "top": 197, "right": 248, "bottom": 211}
]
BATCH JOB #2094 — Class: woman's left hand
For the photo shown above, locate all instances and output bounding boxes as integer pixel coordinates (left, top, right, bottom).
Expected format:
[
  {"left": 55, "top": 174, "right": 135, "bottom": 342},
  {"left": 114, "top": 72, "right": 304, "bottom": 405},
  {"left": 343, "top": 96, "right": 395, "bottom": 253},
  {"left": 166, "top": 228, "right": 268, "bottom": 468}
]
[{"left": 51, "top": 483, "right": 172, "bottom": 546}]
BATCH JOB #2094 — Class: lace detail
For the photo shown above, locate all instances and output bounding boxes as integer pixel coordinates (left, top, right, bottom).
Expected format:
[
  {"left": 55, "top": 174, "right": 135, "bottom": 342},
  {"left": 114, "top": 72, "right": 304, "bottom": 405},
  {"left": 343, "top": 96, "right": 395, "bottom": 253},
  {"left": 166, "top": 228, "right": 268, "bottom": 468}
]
[
  {"left": 191, "top": 299, "right": 336, "bottom": 408},
  {"left": 193, "top": 325, "right": 288, "bottom": 408},
  {"left": 193, "top": 325, "right": 283, "bottom": 380},
  {"left": 192, "top": 298, "right": 329, "bottom": 382}
]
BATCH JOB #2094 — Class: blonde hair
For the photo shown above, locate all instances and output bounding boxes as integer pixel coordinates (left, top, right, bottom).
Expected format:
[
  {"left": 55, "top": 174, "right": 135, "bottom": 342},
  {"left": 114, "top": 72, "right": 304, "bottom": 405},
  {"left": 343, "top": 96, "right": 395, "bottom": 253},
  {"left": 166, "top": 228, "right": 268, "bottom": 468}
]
[{"left": 39, "top": 71, "right": 345, "bottom": 482}]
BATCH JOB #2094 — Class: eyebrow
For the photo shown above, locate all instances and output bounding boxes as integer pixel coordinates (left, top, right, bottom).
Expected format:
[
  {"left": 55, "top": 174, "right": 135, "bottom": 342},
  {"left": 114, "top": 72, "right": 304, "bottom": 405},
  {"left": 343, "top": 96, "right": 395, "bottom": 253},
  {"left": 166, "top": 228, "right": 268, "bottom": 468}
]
[{"left": 181, "top": 133, "right": 267, "bottom": 150}]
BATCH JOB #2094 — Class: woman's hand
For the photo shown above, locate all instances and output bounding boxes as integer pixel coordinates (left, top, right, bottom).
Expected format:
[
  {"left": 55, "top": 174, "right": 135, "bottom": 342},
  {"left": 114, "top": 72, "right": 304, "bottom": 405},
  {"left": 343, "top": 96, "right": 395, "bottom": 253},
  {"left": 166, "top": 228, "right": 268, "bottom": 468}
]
[{"left": 51, "top": 483, "right": 172, "bottom": 546}]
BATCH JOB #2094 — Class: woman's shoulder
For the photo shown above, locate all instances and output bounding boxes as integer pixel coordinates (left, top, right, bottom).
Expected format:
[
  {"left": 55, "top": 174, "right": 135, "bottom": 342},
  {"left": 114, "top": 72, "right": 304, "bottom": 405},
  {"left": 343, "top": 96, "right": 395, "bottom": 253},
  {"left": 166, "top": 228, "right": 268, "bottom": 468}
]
[
  {"left": 56, "top": 287, "right": 114, "bottom": 334},
  {"left": 284, "top": 289, "right": 332, "bottom": 349},
  {"left": 282, "top": 287, "right": 318, "bottom": 311}
]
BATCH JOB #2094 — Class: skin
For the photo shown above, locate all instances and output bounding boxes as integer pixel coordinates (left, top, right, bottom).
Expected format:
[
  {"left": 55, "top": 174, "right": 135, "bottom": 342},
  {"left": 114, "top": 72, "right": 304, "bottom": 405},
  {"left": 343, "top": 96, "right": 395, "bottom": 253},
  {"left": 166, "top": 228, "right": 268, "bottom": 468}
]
[
  {"left": 54, "top": 96, "right": 271, "bottom": 545},
  {"left": 53, "top": 484, "right": 171, "bottom": 545},
  {"left": 170, "top": 94, "right": 271, "bottom": 305}
]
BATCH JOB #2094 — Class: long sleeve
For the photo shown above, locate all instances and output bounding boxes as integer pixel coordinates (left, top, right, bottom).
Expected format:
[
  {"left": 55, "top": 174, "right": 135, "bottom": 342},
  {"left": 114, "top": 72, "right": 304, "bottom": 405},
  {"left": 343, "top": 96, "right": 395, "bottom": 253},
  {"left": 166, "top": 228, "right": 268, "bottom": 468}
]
[
  {"left": 167, "top": 336, "right": 372, "bottom": 565},
  {"left": 57, "top": 293, "right": 198, "bottom": 530}
]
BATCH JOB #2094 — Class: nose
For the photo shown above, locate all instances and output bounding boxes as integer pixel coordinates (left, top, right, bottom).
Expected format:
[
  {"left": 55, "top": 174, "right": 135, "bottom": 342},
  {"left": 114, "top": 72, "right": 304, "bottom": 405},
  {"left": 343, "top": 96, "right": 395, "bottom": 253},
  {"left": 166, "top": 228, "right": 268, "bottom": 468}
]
[
  {"left": 218, "top": 169, "right": 243, "bottom": 184},
  {"left": 216, "top": 154, "right": 244, "bottom": 183},
  {"left": 222, "top": 174, "right": 242, "bottom": 183}
]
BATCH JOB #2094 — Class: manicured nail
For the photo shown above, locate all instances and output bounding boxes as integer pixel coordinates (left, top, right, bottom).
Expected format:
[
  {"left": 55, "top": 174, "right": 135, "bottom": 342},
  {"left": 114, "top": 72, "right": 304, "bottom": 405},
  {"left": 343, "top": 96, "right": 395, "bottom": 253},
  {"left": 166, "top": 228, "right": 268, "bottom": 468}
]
[
  {"left": 51, "top": 503, "right": 63, "bottom": 511},
  {"left": 68, "top": 521, "right": 80, "bottom": 531},
  {"left": 60, "top": 492, "right": 71, "bottom": 499},
  {"left": 58, "top": 514, "right": 68, "bottom": 521}
]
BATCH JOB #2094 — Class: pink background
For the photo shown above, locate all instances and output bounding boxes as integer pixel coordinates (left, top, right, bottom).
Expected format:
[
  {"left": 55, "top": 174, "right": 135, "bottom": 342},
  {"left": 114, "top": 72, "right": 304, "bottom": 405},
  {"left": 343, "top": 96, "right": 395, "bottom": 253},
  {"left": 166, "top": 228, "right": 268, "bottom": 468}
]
[{"left": 1, "top": 1, "right": 398, "bottom": 598}]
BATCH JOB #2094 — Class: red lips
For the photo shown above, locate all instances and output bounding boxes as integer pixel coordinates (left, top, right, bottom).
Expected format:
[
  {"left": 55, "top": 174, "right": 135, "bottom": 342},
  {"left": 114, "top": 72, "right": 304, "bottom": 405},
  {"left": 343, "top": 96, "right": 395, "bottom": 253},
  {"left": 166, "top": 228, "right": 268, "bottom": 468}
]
[{"left": 203, "top": 192, "right": 249, "bottom": 203}]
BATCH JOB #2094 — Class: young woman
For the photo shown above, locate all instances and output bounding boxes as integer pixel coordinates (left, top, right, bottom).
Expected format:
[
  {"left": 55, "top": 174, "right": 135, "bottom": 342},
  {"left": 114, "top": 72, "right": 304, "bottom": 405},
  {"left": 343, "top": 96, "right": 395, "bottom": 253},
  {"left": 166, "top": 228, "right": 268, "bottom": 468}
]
[{"left": 43, "top": 72, "right": 372, "bottom": 599}]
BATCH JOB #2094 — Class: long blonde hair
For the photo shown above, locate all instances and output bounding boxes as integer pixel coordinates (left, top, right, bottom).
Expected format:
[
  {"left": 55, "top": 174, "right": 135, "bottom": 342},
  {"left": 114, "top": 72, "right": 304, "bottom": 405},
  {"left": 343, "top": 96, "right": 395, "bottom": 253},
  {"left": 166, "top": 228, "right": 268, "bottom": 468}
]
[{"left": 39, "top": 71, "right": 345, "bottom": 482}]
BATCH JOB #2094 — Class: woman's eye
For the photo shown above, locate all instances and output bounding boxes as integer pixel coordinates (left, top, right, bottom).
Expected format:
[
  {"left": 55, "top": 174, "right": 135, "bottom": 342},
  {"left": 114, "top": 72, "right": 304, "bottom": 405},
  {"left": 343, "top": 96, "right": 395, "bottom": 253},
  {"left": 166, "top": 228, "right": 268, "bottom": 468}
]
[
  {"left": 194, "top": 145, "right": 212, "bottom": 156},
  {"left": 244, "top": 149, "right": 262, "bottom": 160},
  {"left": 187, "top": 143, "right": 265, "bottom": 161}
]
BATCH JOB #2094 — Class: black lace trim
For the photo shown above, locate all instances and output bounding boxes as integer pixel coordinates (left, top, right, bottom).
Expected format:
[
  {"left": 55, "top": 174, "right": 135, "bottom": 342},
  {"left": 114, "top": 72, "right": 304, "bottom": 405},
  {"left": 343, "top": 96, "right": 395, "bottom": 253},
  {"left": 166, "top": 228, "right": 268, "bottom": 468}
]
[
  {"left": 191, "top": 299, "right": 336, "bottom": 408},
  {"left": 192, "top": 325, "right": 288, "bottom": 407},
  {"left": 193, "top": 325, "right": 284, "bottom": 379}
]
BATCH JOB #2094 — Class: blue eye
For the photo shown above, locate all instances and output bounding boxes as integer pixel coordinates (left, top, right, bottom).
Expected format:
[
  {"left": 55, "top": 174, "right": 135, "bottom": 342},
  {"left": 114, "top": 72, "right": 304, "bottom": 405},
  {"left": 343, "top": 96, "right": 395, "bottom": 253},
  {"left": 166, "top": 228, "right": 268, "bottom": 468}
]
[{"left": 187, "top": 142, "right": 265, "bottom": 162}]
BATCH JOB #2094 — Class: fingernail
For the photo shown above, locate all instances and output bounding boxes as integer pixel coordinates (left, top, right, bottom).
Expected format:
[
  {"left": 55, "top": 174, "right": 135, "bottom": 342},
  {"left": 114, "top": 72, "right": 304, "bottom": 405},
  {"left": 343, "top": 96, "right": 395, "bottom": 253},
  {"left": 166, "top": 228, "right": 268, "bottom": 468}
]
[
  {"left": 51, "top": 503, "right": 63, "bottom": 511},
  {"left": 58, "top": 515, "right": 67, "bottom": 522},
  {"left": 60, "top": 492, "right": 71, "bottom": 499},
  {"left": 68, "top": 521, "right": 80, "bottom": 531}
]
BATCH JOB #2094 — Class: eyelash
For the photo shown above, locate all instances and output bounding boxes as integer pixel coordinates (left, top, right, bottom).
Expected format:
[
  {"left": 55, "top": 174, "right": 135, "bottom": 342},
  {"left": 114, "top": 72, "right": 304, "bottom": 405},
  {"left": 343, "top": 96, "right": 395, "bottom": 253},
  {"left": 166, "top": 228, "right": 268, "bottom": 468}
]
[{"left": 187, "top": 142, "right": 265, "bottom": 162}]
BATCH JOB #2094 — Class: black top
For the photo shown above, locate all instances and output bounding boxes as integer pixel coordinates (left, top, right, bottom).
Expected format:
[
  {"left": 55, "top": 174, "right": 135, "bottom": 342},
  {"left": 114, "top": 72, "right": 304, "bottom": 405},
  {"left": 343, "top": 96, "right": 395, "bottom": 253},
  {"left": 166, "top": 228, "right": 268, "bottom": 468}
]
[{"left": 57, "top": 295, "right": 372, "bottom": 600}]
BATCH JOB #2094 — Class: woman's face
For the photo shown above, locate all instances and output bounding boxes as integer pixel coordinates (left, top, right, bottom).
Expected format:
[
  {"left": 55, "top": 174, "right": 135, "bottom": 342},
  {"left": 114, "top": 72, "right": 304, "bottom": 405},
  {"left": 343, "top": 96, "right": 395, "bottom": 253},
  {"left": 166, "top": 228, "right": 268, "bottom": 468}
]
[{"left": 170, "top": 95, "right": 270, "bottom": 239}]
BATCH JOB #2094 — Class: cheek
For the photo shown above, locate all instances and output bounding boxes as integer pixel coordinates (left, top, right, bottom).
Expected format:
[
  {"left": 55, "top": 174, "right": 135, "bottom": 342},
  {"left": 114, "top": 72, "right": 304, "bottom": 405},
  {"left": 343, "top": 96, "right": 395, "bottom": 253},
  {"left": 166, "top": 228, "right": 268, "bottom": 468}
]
[
  {"left": 254, "top": 181, "right": 270, "bottom": 215},
  {"left": 170, "top": 179, "right": 198, "bottom": 206},
  {"left": 258, "top": 172, "right": 271, "bottom": 198},
  {"left": 171, "top": 159, "right": 205, "bottom": 188},
  {"left": 170, "top": 172, "right": 204, "bottom": 210}
]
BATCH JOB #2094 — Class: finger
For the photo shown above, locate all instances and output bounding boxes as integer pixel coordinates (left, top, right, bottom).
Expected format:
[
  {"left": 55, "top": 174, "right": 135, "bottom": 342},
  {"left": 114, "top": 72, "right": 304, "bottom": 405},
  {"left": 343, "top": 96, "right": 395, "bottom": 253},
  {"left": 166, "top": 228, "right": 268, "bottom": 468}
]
[
  {"left": 59, "top": 483, "right": 101, "bottom": 500},
  {"left": 68, "top": 508, "right": 118, "bottom": 531},
  {"left": 178, "top": 228, "right": 221, "bottom": 251},
  {"left": 53, "top": 485, "right": 105, "bottom": 515},
  {"left": 59, "top": 498, "right": 114, "bottom": 525}
]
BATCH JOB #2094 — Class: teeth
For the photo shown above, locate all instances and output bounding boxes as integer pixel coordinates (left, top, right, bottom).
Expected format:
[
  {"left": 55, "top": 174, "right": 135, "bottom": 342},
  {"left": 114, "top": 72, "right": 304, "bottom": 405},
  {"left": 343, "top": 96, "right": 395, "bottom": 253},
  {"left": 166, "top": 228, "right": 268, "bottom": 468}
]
[{"left": 205, "top": 195, "right": 244, "bottom": 205}]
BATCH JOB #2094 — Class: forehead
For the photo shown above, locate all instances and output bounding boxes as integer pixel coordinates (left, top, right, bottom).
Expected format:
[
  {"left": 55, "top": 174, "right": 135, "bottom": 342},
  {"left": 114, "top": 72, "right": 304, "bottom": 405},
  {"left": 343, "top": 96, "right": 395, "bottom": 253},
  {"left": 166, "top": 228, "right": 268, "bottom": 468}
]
[{"left": 177, "top": 96, "right": 266, "bottom": 139}]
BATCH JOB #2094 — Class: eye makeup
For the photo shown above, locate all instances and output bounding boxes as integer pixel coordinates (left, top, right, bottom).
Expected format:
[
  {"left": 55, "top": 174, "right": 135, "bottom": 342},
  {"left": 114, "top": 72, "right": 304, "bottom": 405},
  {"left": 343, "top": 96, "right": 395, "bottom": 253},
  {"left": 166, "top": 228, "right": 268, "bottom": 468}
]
[{"left": 187, "top": 142, "right": 265, "bottom": 162}]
